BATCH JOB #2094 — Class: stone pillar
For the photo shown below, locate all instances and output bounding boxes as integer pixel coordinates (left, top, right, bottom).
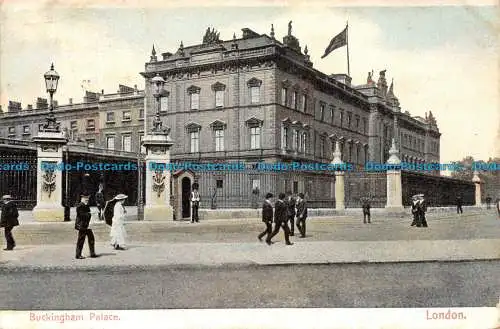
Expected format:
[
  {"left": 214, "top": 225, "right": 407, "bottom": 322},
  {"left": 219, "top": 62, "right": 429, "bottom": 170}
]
[
  {"left": 32, "top": 131, "right": 68, "bottom": 221},
  {"left": 331, "top": 141, "right": 345, "bottom": 210},
  {"left": 142, "top": 131, "right": 174, "bottom": 221},
  {"left": 385, "top": 138, "right": 404, "bottom": 212},
  {"left": 472, "top": 171, "right": 482, "bottom": 206}
]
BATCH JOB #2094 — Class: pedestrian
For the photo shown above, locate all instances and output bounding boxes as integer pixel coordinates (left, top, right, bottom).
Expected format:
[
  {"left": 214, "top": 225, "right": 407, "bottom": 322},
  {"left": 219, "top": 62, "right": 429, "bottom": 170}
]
[
  {"left": 75, "top": 194, "right": 98, "bottom": 259},
  {"left": 190, "top": 183, "right": 200, "bottom": 223},
  {"left": 95, "top": 184, "right": 105, "bottom": 221},
  {"left": 109, "top": 194, "right": 128, "bottom": 250},
  {"left": 295, "top": 193, "right": 308, "bottom": 238},
  {"left": 418, "top": 194, "right": 428, "bottom": 228},
  {"left": 411, "top": 195, "right": 419, "bottom": 227},
  {"left": 286, "top": 191, "right": 296, "bottom": 236},
  {"left": 485, "top": 196, "right": 491, "bottom": 210},
  {"left": 456, "top": 195, "right": 463, "bottom": 214},
  {"left": 266, "top": 193, "right": 293, "bottom": 246},
  {"left": 0, "top": 195, "right": 19, "bottom": 251},
  {"left": 258, "top": 193, "right": 274, "bottom": 242},
  {"left": 362, "top": 197, "right": 371, "bottom": 224}
]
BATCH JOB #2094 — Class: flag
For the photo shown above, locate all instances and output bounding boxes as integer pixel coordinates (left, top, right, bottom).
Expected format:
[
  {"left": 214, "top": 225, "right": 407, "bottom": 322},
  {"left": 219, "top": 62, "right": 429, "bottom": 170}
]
[{"left": 321, "top": 26, "right": 347, "bottom": 59}]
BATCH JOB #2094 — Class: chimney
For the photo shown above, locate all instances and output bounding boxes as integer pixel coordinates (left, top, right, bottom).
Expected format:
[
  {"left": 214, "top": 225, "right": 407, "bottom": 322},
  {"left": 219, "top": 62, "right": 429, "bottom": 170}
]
[
  {"left": 101, "top": 89, "right": 104, "bottom": 95},
  {"left": 53, "top": 100, "right": 58, "bottom": 108},
  {"left": 84, "top": 91, "right": 99, "bottom": 103},
  {"left": 241, "top": 28, "right": 259, "bottom": 39},
  {"left": 69, "top": 98, "right": 73, "bottom": 105},
  {"left": 36, "top": 97, "right": 48, "bottom": 110},
  {"left": 8, "top": 101, "right": 22, "bottom": 112},
  {"left": 27, "top": 104, "right": 33, "bottom": 110},
  {"left": 118, "top": 84, "right": 135, "bottom": 94}
]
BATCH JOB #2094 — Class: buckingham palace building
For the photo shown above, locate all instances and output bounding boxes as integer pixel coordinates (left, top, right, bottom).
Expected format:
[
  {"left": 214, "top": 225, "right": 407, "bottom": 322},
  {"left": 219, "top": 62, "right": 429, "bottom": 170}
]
[{"left": 1, "top": 24, "right": 450, "bottom": 210}]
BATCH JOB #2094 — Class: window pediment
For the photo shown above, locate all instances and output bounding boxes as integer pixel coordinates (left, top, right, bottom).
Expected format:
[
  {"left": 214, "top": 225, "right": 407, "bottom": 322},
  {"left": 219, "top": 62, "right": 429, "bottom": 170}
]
[
  {"left": 210, "top": 120, "right": 227, "bottom": 129},
  {"left": 282, "top": 79, "right": 292, "bottom": 88},
  {"left": 247, "top": 77, "right": 262, "bottom": 87},
  {"left": 320, "top": 132, "right": 329, "bottom": 138},
  {"left": 211, "top": 82, "right": 226, "bottom": 91},
  {"left": 292, "top": 120, "right": 303, "bottom": 126},
  {"left": 245, "top": 117, "right": 263, "bottom": 127},
  {"left": 185, "top": 122, "right": 202, "bottom": 132},
  {"left": 282, "top": 117, "right": 292, "bottom": 125},
  {"left": 302, "top": 124, "right": 310, "bottom": 130},
  {"left": 329, "top": 134, "right": 337, "bottom": 140},
  {"left": 187, "top": 85, "right": 201, "bottom": 94}
]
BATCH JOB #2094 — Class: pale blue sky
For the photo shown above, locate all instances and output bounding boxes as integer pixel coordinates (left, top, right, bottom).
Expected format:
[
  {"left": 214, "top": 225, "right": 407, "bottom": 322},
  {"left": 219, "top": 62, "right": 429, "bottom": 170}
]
[{"left": 0, "top": 4, "right": 498, "bottom": 161}]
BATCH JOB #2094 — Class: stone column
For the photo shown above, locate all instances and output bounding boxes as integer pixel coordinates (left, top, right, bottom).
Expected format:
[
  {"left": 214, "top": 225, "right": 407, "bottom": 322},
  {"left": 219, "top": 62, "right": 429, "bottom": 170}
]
[
  {"left": 385, "top": 138, "right": 404, "bottom": 212},
  {"left": 32, "top": 131, "right": 68, "bottom": 221},
  {"left": 331, "top": 141, "right": 345, "bottom": 210},
  {"left": 472, "top": 171, "right": 482, "bottom": 206},
  {"left": 142, "top": 130, "right": 174, "bottom": 221}
]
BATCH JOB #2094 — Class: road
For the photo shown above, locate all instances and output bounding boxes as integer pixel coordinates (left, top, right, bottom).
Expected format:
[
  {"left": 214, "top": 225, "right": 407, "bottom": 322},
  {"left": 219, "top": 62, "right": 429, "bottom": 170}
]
[{"left": 1, "top": 261, "right": 498, "bottom": 309}]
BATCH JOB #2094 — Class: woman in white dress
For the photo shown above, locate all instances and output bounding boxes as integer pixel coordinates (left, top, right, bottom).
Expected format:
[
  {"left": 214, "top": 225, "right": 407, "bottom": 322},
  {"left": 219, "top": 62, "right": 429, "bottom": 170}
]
[{"left": 110, "top": 194, "right": 128, "bottom": 250}]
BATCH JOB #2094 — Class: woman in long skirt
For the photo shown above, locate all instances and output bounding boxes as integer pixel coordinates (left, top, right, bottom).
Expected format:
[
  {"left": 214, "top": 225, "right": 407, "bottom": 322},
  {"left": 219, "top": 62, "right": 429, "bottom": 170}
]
[{"left": 110, "top": 194, "right": 128, "bottom": 250}]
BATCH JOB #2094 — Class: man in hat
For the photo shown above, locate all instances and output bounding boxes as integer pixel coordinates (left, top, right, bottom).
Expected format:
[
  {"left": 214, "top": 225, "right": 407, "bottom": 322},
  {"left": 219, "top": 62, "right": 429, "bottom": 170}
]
[
  {"left": 362, "top": 197, "right": 371, "bottom": 224},
  {"left": 411, "top": 195, "right": 419, "bottom": 227},
  {"left": 285, "top": 191, "right": 296, "bottom": 236},
  {"left": 258, "top": 193, "right": 274, "bottom": 241},
  {"left": 456, "top": 194, "right": 463, "bottom": 214},
  {"left": 295, "top": 192, "right": 308, "bottom": 238},
  {"left": 190, "top": 183, "right": 200, "bottom": 223},
  {"left": 1, "top": 195, "right": 19, "bottom": 251},
  {"left": 266, "top": 193, "right": 293, "bottom": 246},
  {"left": 75, "top": 194, "right": 98, "bottom": 259},
  {"left": 417, "top": 194, "right": 428, "bottom": 227}
]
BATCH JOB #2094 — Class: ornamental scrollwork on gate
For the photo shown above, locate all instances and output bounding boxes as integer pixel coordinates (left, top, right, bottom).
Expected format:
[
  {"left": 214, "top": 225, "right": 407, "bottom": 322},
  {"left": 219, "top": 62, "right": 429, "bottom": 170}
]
[
  {"left": 42, "top": 168, "right": 56, "bottom": 197},
  {"left": 152, "top": 169, "right": 166, "bottom": 197}
]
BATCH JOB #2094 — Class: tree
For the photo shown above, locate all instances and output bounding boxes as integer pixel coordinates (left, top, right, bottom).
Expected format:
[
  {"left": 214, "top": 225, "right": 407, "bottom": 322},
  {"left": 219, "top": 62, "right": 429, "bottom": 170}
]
[{"left": 451, "top": 156, "right": 500, "bottom": 201}]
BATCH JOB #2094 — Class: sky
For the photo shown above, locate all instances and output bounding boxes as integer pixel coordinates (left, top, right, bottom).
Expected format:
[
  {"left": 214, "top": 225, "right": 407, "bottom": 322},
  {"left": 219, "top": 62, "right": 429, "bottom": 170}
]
[{"left": 0, "top": 1, "right": 498, "bottom": 163}]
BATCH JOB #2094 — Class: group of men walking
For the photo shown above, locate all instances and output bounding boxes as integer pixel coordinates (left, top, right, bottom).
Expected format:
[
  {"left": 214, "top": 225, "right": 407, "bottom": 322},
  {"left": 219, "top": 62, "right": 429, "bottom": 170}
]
[
  {"left": 410, "top": 194, "right": 428, "bottom": 227},
  {"left": 258, "top": 191, "right": 308, "bottom": 246}
]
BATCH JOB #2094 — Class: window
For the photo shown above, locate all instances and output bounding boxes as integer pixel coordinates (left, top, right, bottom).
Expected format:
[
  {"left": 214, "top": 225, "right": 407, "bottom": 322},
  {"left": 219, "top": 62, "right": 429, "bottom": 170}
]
[
  {"left": 8, "top": 127, "right": 15, "bottom": 135},
  {"left": 87, "top": 140, "right": 95, "bottom": 148},
  {"left": 70, "top": 121, "right": 77, "bottom": 130},
  {"left": 216, "top": 179, "right": 223, "bottom": 188},
  {"left": 215, "top": 129, "right": 224, "bottom": 152},
  {"left": 294, "top": 130, "right": 299, "bottom": 150},
  {"left": 320, "top": 137, "right": 325, "bottom": 158},
  {"left": 122, "top": 111, "right": 131, "bottom": 121},
  {"left": 139, "top": 108, "right": 144, "bottom": 120},
  {"left": 160, "top": 96, "right": 168, "bottom": 112},
  {"left": 38, "top": 124, "right": 44, "bottom": 132},
  {"left": 190, "top": 131, "right": 199, "bottom": 153},
  {"left": 250, "top": 127, "right": 261, "bottom": 149},
  {"left": 301, "top": 133, "right": 306, "bottom": 153},
  {"left": 281, "top": 87, "right": 288, "bottom": 107},
  {"left": 330, "top": 106, "right": 335, "bottom": 124},
  {"left": 355, "top": 115, "right": 360, "bottom": 129},
  {"left": 250, "top": 87, "right": 260, "bottom": 104},
  {"left": 23, "top": 125, "right": 30, "bottom": 134},
  {"left": 190, "top": 93, "right": 199, "bottom": 110},
  {"left": 215, "top": 91, "right": 224, "bottom": 107},
  {"left": 122, "top": 135, "right": 132, "bottom": 152},
  {"left": 347, "top": 112, "right": 352, "bottom": 127},
  {"left": 348, "top": 143, "right": 352, "bottom": 162},
  {"left": 320, "top": 103, "right": 325, "bottom": 121},
  {"left": 362, "top": 118, "right": 367, "bottom": 134},
  {"left": 106, "top": 136, "right": 115, "bottom": 150},
  {"left": 293, "top": 91, "right": 298, "bottom": 110},
  {"left": 283, "top": 126, "right": 289, "bottom": 149},
  {"left": 106, "top": 112, "right": 115, "bottom": 122},
  {"left": 301, "top": 95, "right": 307, "bottom": 112},
  {"left": 86, "top": 119, "right": 95, "bottom": 130},
  {"left": 293, "top": 181, "right": 298, "bottom": 194},
  {"left": 340, "top": 111, "right": 344, "bottom": 127},
  {"left": 356, "top": 145, "right": 360, "bottom": 164}
]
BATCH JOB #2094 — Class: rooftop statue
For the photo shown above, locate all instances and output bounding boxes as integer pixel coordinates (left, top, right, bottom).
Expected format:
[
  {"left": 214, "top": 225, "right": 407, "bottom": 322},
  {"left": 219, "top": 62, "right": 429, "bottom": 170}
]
[
  {"left": 288, "top": 21, "right": 292, "bottom": 36},
  {"left": 203, "top": 27, "right": 221, "bottom": 45}
]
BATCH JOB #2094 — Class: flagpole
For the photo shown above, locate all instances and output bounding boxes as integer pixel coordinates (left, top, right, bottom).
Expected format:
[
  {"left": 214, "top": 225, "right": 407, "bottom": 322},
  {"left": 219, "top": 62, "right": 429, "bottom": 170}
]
[{"left": 346, "top": 21, "right": 350, "bottom": 76}]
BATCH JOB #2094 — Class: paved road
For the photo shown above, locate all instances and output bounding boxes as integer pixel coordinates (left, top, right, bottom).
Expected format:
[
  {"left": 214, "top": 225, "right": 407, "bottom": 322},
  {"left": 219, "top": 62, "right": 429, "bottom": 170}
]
[{"left": 1, "top": 261, "right": 498, "bottom": 309}]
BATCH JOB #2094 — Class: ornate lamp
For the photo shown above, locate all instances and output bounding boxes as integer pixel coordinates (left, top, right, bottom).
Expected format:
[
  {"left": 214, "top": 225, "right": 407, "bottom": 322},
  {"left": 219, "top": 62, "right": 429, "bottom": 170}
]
[
  {"left": 43, "top": 63, "right": 60, "bottom": 132},
  {"left": 151, "top": 74, "right": 166, "bottom": 133}
]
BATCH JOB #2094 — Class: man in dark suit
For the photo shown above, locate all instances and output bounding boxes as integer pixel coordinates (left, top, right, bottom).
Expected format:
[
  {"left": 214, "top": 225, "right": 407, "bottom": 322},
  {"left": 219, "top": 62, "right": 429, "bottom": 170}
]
[
  {"left": 190, "top": 183, "right": 200, "bottom": 223},
  {"left": 411, "top": 195, "right": 419, "bottom": 227},
  {"left": 418, "top": 194, "right": 428, "bottom": 227},
  {"left": 0, "top": 195, "right": 19, "bottom": 251},
  {"left": 295, "top": 193, "right": 308, "bottom": 238},
  {"left": 362, "top": 197, "right": 371, "bottom": 224},
  {"left": 75, "top": 194, "right": 98, "bottom": 259},
  {"left": 258, "top": 193, "right": 274, "bottom": 242},
  {"left": 285, "top": 191, "right": 296, "bottom": 236},
  {"left": 266, "top": 193, "right": 293, "bottom": 246},
  {"left": 456, "top": 195, "right": 463, "bottom": 214}
]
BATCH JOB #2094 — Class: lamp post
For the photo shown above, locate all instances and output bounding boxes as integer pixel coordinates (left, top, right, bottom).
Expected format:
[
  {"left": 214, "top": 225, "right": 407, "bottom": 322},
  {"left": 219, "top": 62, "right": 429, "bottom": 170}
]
[
  {"left": 43, "top": 63, "right": 60, "bottom": 132},
  {"left": 151, "top": 74, "right": 166, "bottom": 132}
]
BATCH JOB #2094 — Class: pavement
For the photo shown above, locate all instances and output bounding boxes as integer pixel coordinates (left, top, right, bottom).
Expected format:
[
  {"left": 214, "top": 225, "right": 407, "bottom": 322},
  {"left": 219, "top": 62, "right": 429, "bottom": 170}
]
[{"left": 1, "top": 210, "right": 499, "bottom": 271}]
